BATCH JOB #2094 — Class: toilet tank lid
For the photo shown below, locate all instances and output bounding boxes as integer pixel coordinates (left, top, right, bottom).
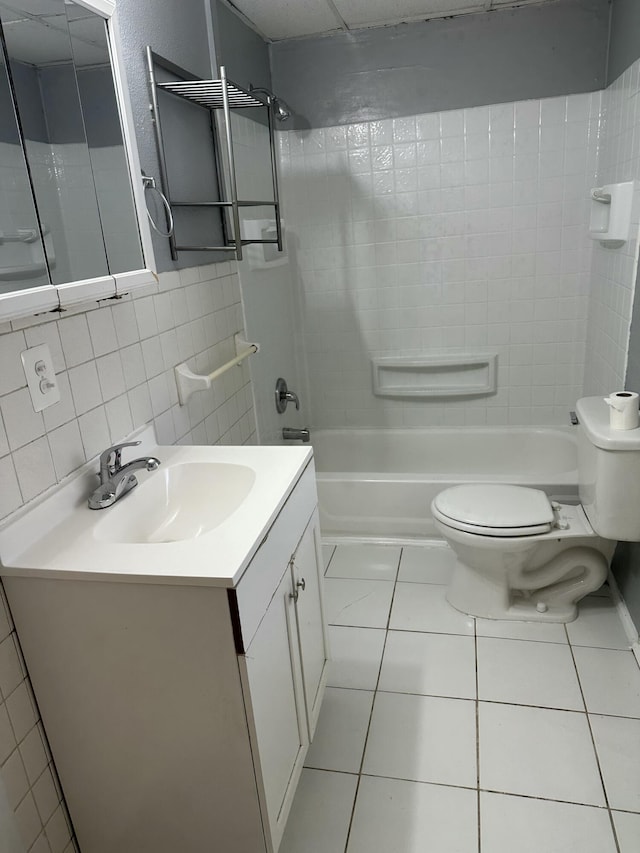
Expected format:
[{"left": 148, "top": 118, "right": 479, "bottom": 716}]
[
  {"left": 432, "top": 484, "right": 555, "bottom": 529},
  {"left": 576, "top": 397, "right": 640, "bottom": 450}
]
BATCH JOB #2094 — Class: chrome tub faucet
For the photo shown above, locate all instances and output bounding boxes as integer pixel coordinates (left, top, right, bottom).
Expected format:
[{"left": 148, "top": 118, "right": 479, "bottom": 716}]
[
  {"left": 282, "top": 427, "right": 310, "bottom": 443},
  {"left": 88, "top": 441, "right": 160, "bottom": 509}
]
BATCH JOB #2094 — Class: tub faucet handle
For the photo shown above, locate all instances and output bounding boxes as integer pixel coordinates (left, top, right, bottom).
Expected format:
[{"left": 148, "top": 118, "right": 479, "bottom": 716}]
[{"left": 275, "top": 378, "right": 300, "bottom": 413}]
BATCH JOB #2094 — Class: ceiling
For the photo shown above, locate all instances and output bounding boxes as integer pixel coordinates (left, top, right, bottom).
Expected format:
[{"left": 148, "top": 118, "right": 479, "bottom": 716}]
[{"left": 228, "top": 0, "right": 562, "bottom": 41}]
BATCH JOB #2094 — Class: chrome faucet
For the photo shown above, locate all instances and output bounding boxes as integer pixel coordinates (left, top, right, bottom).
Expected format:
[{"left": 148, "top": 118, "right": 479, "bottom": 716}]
[
  {"left": 282, "top": 427, "right": 310, "bottom": 443},
  {"left": 88, "top": 441, "right": 160, "bottom": 509}
]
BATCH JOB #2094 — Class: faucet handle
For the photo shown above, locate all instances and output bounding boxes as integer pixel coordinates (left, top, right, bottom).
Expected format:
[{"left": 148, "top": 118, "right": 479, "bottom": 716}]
[
  {"left": 99, "top": 441, "right": 141, "bottom": 477},
  {"left": 275, "top": 378, "right": 301, "bottom": 413}
]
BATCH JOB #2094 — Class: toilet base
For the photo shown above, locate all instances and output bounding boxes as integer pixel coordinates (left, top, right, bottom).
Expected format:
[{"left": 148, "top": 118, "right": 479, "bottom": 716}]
[
  {"left": 445, "top": 545, "right": 610, "bottom": 624},
  {"left": 446, "top": 559, "right": 578, "bottom": 622}
]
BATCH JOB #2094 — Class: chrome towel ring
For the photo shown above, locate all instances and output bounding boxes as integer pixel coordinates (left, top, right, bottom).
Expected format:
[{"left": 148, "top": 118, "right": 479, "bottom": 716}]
[{"left": 142, "top": 172, "right": 174, "bottom": 237}]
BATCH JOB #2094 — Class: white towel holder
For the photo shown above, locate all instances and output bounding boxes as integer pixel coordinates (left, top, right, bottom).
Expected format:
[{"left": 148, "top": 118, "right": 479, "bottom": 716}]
[{"left": 175, "top": 334, "right": 259, "bottom": 405}]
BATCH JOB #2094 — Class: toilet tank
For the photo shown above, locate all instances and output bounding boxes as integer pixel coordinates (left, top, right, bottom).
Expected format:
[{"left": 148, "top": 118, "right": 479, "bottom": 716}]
[{"left": 576, "top": 396, "right": 640, "bottom": 541}]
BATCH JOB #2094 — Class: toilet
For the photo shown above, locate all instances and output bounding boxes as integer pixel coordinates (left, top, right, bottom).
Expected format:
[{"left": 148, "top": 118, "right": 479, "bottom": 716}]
[{"left": 431, "top": 396, "right": 640, "bottom": 622}]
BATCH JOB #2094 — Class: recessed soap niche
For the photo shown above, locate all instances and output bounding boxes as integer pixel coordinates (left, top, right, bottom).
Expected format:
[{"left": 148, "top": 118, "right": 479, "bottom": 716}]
[
  {"left": 588, "top": 180, "right": 635, "bottom": 247},
  {"left": 372, "top": 353, "right": 498, "bottom": 398}
]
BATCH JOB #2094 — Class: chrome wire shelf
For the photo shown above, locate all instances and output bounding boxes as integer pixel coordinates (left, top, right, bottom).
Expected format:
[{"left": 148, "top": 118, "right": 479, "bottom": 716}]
[
  {"left": 146, "top": 48, "right": 283, "bottom": 262},
  {"left": 156, "top": 80, "right": 265, "bottom": 111}
]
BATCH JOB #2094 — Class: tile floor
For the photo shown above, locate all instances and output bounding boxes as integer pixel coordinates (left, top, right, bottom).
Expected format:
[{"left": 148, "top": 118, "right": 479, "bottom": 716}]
[{"left": 280, "top": 542, "right": 640, "bottom": 853}]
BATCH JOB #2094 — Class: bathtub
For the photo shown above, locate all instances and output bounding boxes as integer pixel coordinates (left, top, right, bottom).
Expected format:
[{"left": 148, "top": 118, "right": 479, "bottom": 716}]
[{"left": 312, "top": 427, "right": 579, "bottom": 540}]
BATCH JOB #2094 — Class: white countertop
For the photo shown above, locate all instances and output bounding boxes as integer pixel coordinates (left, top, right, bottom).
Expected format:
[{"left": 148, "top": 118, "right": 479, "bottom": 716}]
[{"left": 0, "top": 432, "right": 313, "bottom": 588}]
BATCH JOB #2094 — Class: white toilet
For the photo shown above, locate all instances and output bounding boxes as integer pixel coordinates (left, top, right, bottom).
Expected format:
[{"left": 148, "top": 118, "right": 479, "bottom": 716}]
[{"left": 431, "top": 397, "right": 640, "bottom": 622}]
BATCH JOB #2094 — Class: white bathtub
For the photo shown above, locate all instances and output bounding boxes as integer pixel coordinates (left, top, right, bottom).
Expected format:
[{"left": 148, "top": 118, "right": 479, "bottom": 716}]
[{"left": 312, "top": 427, "right": 579, "bottom": 540}]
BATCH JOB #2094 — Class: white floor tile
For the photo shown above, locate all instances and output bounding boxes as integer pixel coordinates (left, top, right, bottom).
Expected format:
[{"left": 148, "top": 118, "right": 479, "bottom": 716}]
[
  {"left": 378, "top": 630, "right": 476, "bottom": 700},
  {"left": 574, "top": 647, "right": 640, "bottom": 717},
  {"left": 397, "top": 545, "right": 454, "bottom": 584},
  {"left": 324, "top": 578, "right": 395, "bottom": 629},
  {"left": 326, "top": 544, "right": 401, "bottom": 581},
  {"left": 322, "top": 544, "right": 336, "bottom": 573},
  {"left": 389, "top": 582, "right": 475, "bottom": 635},
  {"left": 327, "top": 626, "right": 386, "bottom": 690},
  {"left": 477, "top": 637, "right": 583, "bottom": 710},
  {"left": 363, "top": 692, "right": 477, "bottom": 788},
  {"left": 305, "top": 687, "right": 374, "bottom": 774},
  {"left": 280, "top": 769, "right": 358, "bottom": 853},
  {"left": 480, "top": 791, "right": 617, "bottom": 853},
  {"left": 612, "top": 810, "right": 640, "bottom": 853},
  {"left": 475, "top": 617, "right": 568, "bottom": 644},
  {"left": 347, "top": 776, "right": 478, "bottom": 853},
  {"left": 590, "top": 714, "right": 640, "bottom": 812},
  {"left": 479, "top": 703, "right": 605, "bottom": 806},
  {"left": 566, "top": 597, "right": 631, "bottom": 650}
]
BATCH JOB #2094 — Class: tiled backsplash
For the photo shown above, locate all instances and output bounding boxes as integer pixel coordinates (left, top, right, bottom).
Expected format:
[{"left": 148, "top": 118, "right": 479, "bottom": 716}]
[
  {"left": 584, "top": 57, "right": 640, "bottom": 395},
  {"left": 278, "top": 92, "right": 601, "bottom": 428},
  {"left": 0, "top": 261, "right": 256, "bottom": 851}
]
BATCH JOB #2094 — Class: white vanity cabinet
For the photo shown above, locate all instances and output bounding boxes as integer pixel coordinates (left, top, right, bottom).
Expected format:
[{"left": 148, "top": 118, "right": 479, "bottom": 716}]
[
  {"left": 241, "top": 513, "right": 327, "bottom": 850},
  {"left": 2, "top": 458, "right": 329, "bottom": 853}
]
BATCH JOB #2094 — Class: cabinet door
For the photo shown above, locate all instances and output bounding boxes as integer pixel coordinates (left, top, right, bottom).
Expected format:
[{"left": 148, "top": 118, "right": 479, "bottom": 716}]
[
  {"left": 243, "top": 568, "right": 308, "bottom": 852},
  {"left": 291, "top": 512, "right": 329, "bottom": 740}
]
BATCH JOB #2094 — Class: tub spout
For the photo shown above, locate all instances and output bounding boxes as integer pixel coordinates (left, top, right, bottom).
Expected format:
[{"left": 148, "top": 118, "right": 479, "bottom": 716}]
[{"left": 283, "top": 427, "right": 310, "bottom": 443}]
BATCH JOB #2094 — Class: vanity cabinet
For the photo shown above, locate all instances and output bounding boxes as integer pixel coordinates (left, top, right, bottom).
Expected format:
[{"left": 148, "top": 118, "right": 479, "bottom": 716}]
[
  {"left": 242, "top": 514, "right": 326, "bottom": 849},
  {"left": 3, "top": 460, "right": 329, "bottom": 853}
]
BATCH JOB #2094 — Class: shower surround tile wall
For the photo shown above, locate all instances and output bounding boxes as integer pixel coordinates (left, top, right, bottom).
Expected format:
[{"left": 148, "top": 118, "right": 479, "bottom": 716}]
[
  {"left": 0, "top": 262, "right": 256, "bottom": 850},
  {"left": 279, "top": 92, "right": 601, "bottom": 428},
  {"left": 230, "top": 112, "right": 309, "bottom": 444},
  {"left": 584, "top": 57, "right": 640, "bottom": 395}
]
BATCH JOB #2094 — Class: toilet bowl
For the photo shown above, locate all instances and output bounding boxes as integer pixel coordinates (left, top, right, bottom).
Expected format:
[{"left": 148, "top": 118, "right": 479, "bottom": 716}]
[
  {"left": 431, "top": 484, "right": 613, "bottom": 622},
  {"left": 431, "top": 396, "right": 640, "bottom": 623}
]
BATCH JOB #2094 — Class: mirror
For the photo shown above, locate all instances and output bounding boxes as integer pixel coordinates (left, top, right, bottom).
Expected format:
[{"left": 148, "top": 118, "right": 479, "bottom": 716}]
[
  {"left": 0, "top": 34, "right": 48, "bottom": 293},
  {"left": 0, "top": 0, "right": 144, "bottom": 297}
]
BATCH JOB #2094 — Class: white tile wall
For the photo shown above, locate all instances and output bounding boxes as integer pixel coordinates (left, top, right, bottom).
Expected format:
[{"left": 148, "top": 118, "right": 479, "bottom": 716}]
[
  {"left": 0, "top": 260, "right": 257, "bottom": 850},
  {"left": 278, "top": 92, "right": 601, "bottom": 427},
  {"left": 584, "top": 58, "right": 640, "bottom": 395},
  {"left": 231, "top": 112, "right": 309, "bottom": 444}
]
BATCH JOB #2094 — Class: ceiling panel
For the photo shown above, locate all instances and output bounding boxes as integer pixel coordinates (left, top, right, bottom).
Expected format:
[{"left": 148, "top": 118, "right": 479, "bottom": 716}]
[
  {"left": 491, "top": 0, "right": 543, "bottom": 5},
  {"left": 334, "top": 0, "right": 484, "bottom": 28},
  {"left": 231, "top": 0, "right": 343, "bottom": 39},
  {"left": 234, "top": 0, "right": 564, "bottom": 40}
]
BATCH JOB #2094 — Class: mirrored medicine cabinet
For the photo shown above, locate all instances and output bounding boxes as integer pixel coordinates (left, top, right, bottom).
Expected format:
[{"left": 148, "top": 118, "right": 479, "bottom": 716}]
[{"left": 0, "top": 0, "right": 155, "bottom": 322}]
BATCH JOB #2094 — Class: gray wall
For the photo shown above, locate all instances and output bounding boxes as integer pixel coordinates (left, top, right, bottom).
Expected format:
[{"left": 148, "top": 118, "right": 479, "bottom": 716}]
[
  {"left": 114, "top": 0, "right": 272, "bottom": 271},
  {"left": 210, "top": 0, "right": 271, "bottom": 92},
  {"left": 116, "top": 0, "right": 232, "bottom": 271},
  {"left": 269, "top": 0, "right": 610, "bottom": 129},
  {"left": 608, "top": 0, "right": 640, "bottom": 83}
]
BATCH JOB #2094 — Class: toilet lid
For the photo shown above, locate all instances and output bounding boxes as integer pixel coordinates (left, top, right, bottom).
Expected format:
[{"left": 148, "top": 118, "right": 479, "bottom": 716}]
[{"left": 432, "top": 484, "right": 555, "bottom": 537}]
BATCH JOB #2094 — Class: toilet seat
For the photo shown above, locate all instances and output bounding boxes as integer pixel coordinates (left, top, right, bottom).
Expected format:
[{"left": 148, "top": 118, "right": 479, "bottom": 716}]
[{"left": 432, "top": 484, "right": 556, "bottom": 538}]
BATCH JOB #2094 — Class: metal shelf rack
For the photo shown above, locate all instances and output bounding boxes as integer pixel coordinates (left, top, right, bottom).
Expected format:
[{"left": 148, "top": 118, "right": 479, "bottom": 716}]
[{"left": 146, "top": 47, "right": 283, "bottom": 262}]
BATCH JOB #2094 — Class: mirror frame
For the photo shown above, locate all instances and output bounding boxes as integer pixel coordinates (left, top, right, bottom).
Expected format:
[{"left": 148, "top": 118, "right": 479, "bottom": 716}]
[{"left": 0, "top": 0, "right": 156, "bottom": 323}]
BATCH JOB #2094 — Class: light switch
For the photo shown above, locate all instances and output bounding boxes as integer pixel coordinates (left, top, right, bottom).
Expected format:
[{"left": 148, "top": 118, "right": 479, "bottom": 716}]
[{"left": 21, "top": 344, "right": 60, "bottom": 412}]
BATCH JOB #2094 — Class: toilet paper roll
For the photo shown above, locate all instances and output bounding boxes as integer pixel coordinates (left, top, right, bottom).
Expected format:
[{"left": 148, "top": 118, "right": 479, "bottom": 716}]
[{"left": 604, "top": 391, "right": 640, "bottom": 430}]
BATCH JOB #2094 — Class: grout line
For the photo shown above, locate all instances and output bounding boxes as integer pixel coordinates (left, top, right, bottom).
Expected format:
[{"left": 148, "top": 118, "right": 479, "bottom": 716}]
[
  {"left": 341, "top": 547, "right": 401, "bottom": 853},
  {"left": 566, "top": 636, "right": 621, "bottom": 853}
]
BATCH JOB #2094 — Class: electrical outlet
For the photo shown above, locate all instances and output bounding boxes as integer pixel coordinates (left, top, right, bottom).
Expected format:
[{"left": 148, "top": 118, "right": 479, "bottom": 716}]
[{"left": 21, "top": 344, "right": 60, "bottom": 412}]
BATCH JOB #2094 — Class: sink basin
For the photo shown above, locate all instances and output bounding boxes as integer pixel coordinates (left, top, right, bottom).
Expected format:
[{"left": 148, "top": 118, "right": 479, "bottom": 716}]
[
  {"left": 93, "top": 462, "right": 256, "bottom": 544},
  {"left": 0, "top": 428, "right": 313, "bottom": 586}
]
